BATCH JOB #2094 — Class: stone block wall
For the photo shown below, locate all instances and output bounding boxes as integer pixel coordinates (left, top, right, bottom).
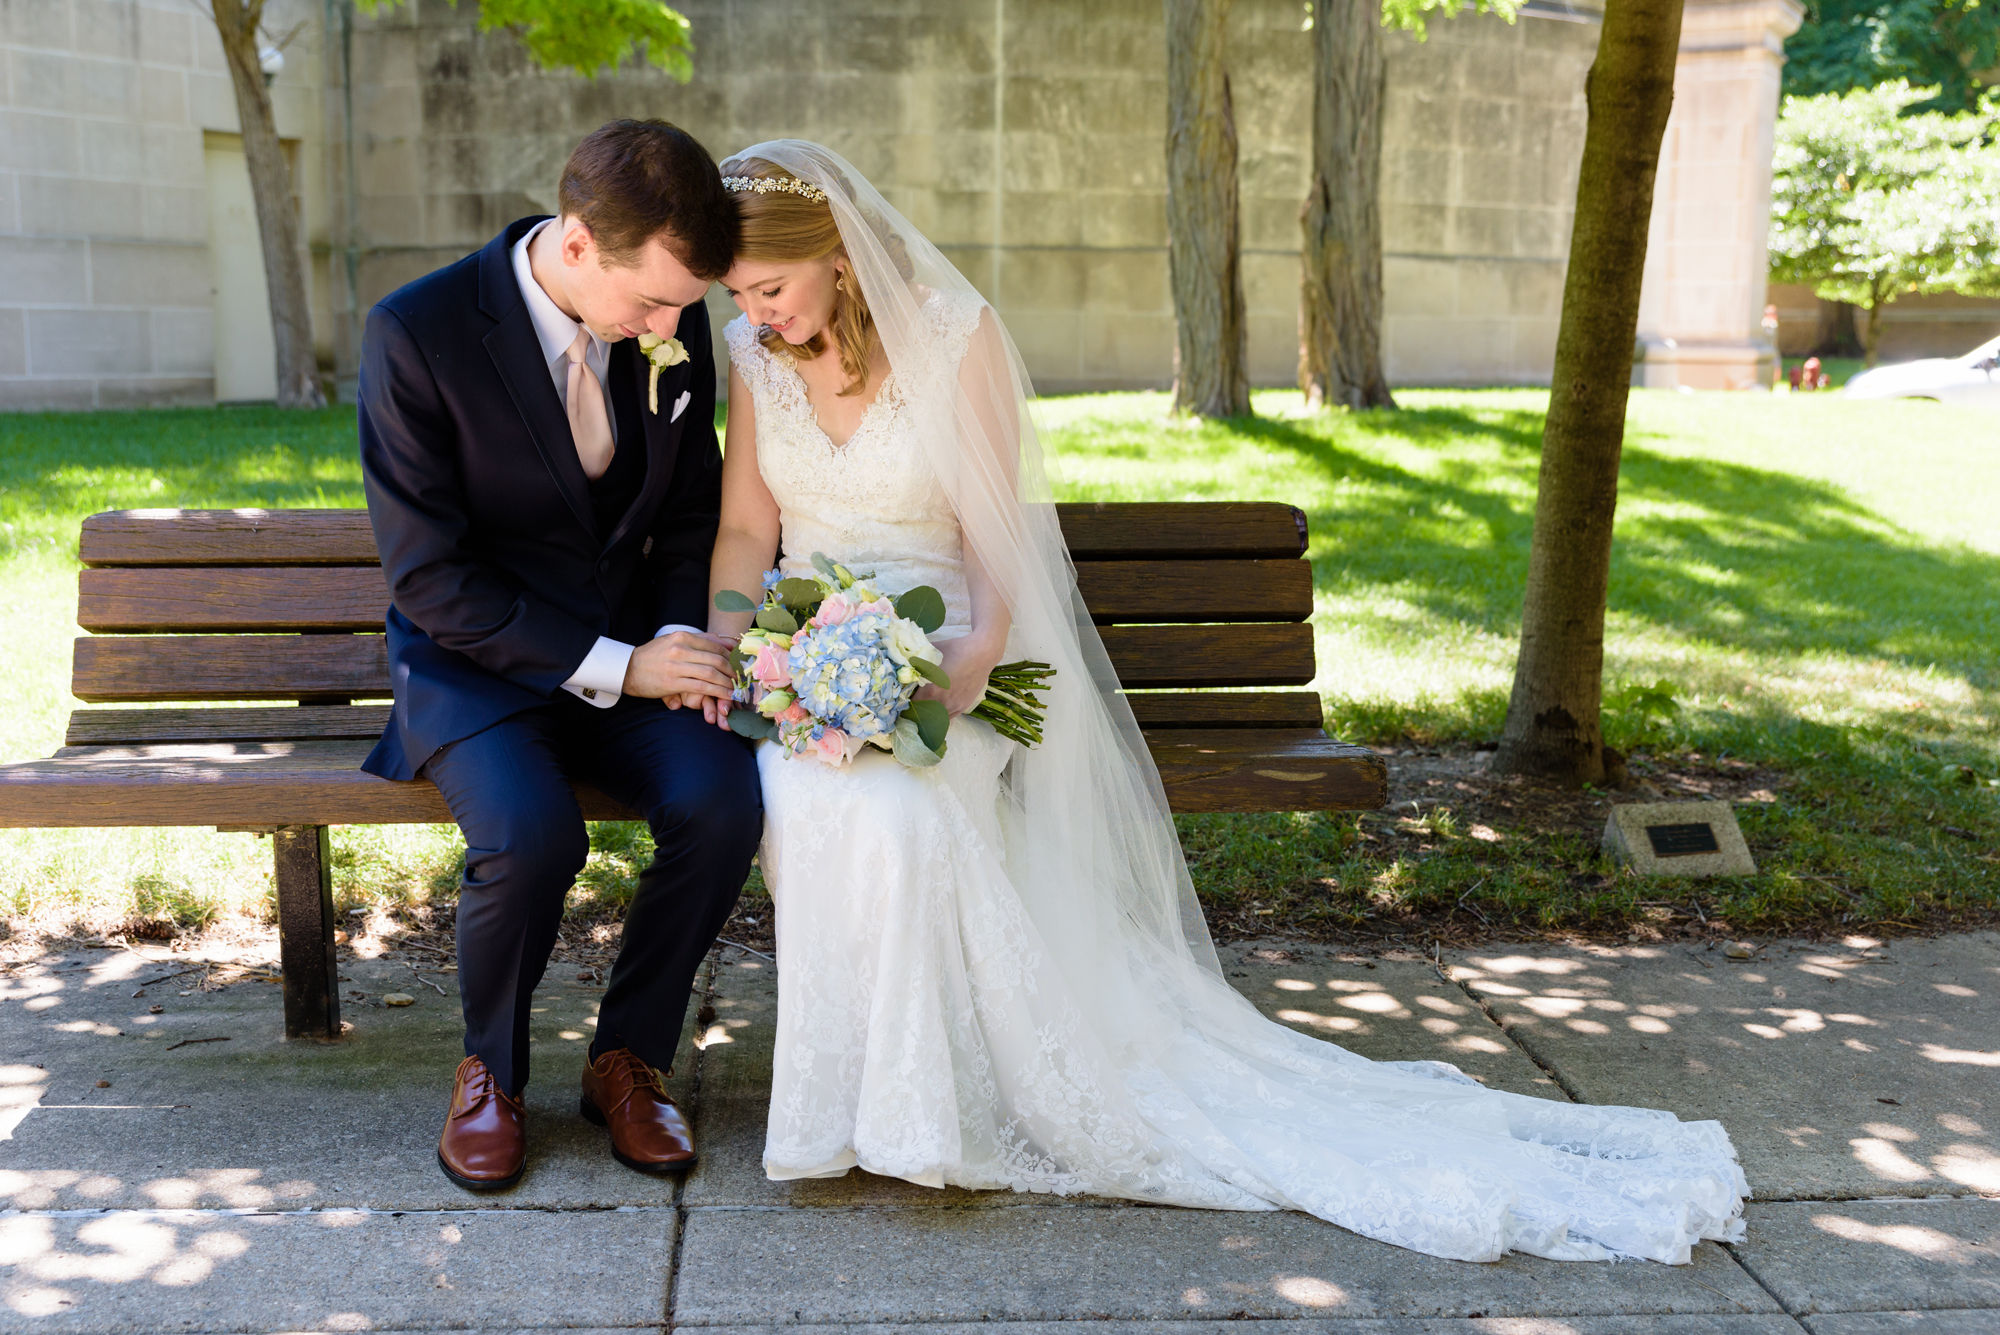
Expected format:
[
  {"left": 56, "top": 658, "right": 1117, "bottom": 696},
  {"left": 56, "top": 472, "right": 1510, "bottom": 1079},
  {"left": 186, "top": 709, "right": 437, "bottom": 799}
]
[
  {"left": 327, "top": 0, "right": 1599, "bottom": 397},
  {"left": 1376, "top": 9, "right": 1595, "bottom": 387},
  {"left": 0, "top": 0, "right": 331, "bottom": 410}
]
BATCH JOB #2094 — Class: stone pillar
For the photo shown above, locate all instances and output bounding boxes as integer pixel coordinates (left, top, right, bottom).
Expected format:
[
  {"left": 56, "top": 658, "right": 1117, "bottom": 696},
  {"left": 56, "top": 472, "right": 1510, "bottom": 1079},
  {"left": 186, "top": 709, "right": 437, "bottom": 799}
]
[{"left": 1633, "top": 0, "right": 1802, "bottom": 391}]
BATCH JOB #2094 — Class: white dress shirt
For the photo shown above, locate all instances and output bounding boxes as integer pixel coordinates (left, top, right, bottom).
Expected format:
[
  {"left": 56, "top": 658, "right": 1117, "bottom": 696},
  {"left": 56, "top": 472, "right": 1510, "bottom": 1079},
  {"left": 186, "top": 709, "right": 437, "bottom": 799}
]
[{"left": 512, "top": 221, "right": 699, "bottom": 708}]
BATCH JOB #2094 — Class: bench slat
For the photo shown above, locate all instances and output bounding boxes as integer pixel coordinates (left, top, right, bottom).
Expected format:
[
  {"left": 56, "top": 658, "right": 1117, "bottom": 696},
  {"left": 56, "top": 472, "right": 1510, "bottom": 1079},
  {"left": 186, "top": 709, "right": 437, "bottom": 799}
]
[
  {"left": 81, "top": 509, "right": 379, "bottom": 567},
  {"left": 63, "top": 693, "right": 1322, "bottom": 747},
  {"left": 65, "top": 705, "right": 392, "bottom": 747},
  {"left": 77, "top": 560, "right": 1312, "bottom": 632},
  {"left": 1057, "top": 502, "right": 1306, "bottom": 560},
  {"left": 80, "top": 504, "right": 1307, "bottom": 567},
  {"left": 1072, "top": 560, "right": 1311, "bottom": 624},
  {"left": 1150, "top": 730, "right": 1387, "bottom": 813},
  {"left": 1096, "top": 624, "right": 1315, "bottom": 688},
  {"left": 1, "top": 730, "right": 1381, "bottom": 827},
  {"left": 0, "top": 740, "right": 634, "bottom": 826},
  {"left": 78, "top": 567, "right": 389, "bottom": 632},
  {"left": 1121, "top": 691, "right": 1323, "bottom": 730},
  {"left": 72, "top": 634, "right": 390, "bottom": 703},
  {"left": 70, "top": 623, "right": 1314, "bottom": 700}
]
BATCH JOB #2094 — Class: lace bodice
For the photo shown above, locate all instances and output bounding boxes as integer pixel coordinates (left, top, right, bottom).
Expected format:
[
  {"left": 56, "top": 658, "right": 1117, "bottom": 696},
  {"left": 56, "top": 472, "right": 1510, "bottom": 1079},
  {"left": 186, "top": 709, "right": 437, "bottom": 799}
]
[{"left": 725, "top": 289, "right": 985, "bottom": 636}]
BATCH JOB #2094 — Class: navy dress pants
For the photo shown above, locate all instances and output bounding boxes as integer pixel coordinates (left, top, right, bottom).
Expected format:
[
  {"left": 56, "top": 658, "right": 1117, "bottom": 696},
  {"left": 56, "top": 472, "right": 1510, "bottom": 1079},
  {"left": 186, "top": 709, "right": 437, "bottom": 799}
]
[{"left": 420, "top": 693, "right": 762, "bottom": 1097}]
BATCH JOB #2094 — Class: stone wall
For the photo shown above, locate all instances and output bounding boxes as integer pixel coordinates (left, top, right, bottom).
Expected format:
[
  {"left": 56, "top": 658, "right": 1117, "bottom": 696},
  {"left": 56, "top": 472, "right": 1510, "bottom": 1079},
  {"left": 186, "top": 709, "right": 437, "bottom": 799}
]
[
  {"left": 24, "top": 0, "right": 1837, "bottom": 408},
  {"left": 327, "top": 0, "right": 1600, "bottom": 397},
  {"left": 0, "top": 0, "right": 333, "bottom": 410}
]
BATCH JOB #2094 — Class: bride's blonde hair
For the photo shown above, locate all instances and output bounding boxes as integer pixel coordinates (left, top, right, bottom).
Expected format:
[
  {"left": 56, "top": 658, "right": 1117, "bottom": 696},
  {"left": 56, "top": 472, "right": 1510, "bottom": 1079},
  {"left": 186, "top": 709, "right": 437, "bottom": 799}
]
[{"left": 724, "top": 157, "right": 911, "bottom": 397}]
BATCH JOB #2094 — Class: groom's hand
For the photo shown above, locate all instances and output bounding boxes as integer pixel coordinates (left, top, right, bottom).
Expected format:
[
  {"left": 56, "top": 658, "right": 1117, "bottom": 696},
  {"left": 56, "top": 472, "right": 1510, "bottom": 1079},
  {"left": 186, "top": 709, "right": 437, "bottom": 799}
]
[{"left": 623, "top": 631, "right": 735, "bottom": 702}]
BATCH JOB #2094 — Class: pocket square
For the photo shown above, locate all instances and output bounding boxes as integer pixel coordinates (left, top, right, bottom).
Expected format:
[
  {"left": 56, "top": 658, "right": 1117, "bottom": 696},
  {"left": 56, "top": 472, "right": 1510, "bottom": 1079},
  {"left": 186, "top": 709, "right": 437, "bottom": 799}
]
[{"left": 670, "top": 390, "right": 691, "bottom": 422}]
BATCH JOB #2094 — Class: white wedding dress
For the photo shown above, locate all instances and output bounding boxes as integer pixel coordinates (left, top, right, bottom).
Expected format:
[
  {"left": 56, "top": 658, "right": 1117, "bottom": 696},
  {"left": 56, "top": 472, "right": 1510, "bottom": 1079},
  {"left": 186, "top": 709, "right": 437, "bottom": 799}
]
[{"left": 723, "top": 294, "right": 1749, "bottom": 1266}]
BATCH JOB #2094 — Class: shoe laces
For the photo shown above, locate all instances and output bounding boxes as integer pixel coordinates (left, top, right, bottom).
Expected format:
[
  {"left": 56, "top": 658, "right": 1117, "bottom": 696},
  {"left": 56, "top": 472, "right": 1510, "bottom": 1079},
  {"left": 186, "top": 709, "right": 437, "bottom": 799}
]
[
  {"left": 452, "top": 1056, "right": 518, "bottom": 1118},
  {"left": 600, "top": 1049, "right": 669, "bottom": 1115}
]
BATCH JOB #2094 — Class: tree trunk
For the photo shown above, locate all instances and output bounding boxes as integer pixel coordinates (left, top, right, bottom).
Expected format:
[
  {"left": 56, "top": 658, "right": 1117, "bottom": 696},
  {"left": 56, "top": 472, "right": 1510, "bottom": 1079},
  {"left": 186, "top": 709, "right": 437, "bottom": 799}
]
[
  {"left": 1165, "top": 0, "right": 1250, "bottom": 418},
  {"left": 211, "top": 0, "right": 325, "bottom": 409},
  {"left": 1812, "top": 298, "right": 1862, "bottom": 358},
  {"left": 1860, "top": 289, "right": 1885, "bottom": 367},
  {"left": 1299, "top": 0, "right": 1396, "bottom": 412},
  {"left": 1490, "top": 0, "right": 1684, "bottom": 787}
]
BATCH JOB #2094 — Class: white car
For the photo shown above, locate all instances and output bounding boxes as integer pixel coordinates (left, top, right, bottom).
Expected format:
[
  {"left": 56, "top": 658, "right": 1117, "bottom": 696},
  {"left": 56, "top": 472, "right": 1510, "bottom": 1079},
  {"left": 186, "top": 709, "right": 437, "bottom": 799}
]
[{"left": 1843, "top": 334, "right": 2000, "bottom": 406}]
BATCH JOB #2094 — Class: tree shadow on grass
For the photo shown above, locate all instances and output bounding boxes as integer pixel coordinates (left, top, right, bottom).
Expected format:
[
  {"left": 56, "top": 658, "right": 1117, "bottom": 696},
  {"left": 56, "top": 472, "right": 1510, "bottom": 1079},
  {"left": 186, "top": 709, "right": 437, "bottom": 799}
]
[{"left": 1216, "top": 409, "right": 2000, "bottom": 695}]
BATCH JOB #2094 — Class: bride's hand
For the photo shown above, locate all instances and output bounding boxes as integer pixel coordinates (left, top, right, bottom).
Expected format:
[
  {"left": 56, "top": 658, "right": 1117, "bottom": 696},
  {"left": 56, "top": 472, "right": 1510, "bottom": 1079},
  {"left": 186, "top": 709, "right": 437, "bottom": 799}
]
[
  {"left": 917, "top": 635, "right": 1002, "bottom": 717},
  {"left": 696, "top": 692, "right": 734, "bottom": 729}
]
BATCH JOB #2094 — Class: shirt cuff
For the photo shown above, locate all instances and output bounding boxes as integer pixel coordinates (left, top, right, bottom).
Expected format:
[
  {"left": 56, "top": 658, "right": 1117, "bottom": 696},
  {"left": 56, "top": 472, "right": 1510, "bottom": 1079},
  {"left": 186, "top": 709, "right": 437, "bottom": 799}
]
[
  {"left": 561, "top": 635, "right": 633, "bottom": 709},
  {"left": 655, "top": 624, "right": 704, "bottom": 639}
]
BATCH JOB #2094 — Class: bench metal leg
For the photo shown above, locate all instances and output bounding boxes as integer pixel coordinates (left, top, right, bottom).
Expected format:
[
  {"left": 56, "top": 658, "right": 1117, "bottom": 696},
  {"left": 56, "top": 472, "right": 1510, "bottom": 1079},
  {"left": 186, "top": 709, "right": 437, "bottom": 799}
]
[{"left": 274, "top": 824, "right": 341, "bottom": 1040}]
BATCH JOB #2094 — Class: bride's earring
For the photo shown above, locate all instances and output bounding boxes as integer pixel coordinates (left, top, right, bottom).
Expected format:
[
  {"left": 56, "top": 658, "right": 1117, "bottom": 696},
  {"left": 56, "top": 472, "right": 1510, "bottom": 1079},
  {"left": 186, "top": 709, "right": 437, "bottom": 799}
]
[{"left": 836, "top": 276, "right": 847, "bottom": 293}]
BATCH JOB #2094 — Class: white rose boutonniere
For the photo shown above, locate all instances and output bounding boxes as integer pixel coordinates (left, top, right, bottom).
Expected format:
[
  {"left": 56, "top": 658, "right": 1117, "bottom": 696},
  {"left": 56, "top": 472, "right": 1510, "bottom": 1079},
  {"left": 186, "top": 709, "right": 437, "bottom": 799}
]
[{"left": 636, "top": 333, "right": 689, "bottom": 413}]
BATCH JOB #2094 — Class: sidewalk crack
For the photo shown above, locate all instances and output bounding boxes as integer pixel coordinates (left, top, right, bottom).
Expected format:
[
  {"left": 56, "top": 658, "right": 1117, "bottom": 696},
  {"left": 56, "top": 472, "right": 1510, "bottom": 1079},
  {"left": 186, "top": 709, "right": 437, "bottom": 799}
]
[
  {"left": 1725, "top": 1240, "right": 1813, "bottom": 1331},
  {"left": 1432, "top": 945, "right": 1586, "bottom": 1103}
]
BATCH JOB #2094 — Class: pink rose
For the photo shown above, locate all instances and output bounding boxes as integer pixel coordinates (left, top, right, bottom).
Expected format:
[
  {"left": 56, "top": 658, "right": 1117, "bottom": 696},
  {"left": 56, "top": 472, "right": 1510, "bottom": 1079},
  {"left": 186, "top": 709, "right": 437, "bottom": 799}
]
[
  {"left": 812, "top": 729, "right": 848, "bottom": 763},
  {"left": 749, "top": 643, "right": 791, "bottom": 689},
  {"left": 811, "top": 595, "right": 854, "bottom": 628},
  {"left": 859, "top": 598, "right": 895, "bottom": 616},
  {"left": 779, "top": 702, "right": 810, "bottom": 725}
]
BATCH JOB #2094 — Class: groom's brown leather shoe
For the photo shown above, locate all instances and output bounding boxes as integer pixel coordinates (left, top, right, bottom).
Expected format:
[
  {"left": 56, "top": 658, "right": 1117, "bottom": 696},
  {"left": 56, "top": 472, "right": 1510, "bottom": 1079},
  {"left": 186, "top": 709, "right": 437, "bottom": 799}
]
[
  {"left": 437, "top": 1055, "right": 526, "bottom": 1192},
  {"left": 581, "top": 1048, "right": 696, "bottom": 1172}
]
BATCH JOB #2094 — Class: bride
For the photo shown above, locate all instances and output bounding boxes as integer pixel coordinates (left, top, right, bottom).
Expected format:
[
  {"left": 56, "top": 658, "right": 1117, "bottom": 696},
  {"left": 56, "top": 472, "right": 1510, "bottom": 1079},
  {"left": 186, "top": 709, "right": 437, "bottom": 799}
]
[{"left": 691, "top": 139, "right": 1748, "bottom": 1265}]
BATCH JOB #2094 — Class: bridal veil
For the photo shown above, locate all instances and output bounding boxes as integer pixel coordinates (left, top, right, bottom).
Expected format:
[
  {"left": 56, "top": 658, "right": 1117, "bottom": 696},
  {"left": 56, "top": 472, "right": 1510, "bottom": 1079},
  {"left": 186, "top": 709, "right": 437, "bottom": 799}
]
[
  {"left": 719, "top": 140, "right": 1224, "bottom": 1013},
  {"left": 714, "top": 141, "right": 1749, "bottom": 1264}
]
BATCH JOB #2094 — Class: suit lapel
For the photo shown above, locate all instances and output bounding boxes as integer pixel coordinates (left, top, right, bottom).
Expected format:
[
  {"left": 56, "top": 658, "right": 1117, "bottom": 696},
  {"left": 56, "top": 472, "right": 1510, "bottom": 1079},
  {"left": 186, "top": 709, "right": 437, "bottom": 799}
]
[
  {"left": 603, "top": 339, "right": 687, "bottom": 551},
  {"left": 477, "top": 221, "right": 594, "bottom": 538}
]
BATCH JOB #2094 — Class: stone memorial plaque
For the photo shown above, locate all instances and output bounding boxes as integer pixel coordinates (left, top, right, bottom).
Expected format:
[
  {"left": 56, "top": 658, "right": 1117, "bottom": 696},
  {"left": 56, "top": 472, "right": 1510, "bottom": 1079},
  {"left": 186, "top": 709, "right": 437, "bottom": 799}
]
[{"left": 1602, "top": 799, "right": 1757, "bottom": 877}]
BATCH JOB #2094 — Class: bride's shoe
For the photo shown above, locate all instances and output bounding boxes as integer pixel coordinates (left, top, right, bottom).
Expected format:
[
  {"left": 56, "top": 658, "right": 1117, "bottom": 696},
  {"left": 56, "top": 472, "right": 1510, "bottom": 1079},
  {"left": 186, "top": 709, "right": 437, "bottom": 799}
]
[{"left": 580, "top": 1048, "right": 697, "bottom": 1173}]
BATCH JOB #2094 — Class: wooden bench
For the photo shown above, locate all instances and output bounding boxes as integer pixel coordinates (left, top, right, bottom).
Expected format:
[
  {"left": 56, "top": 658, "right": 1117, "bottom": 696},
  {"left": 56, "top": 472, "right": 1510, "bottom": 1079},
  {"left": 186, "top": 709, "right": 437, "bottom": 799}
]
[{"left": 0, "top": 503, "right": 1386, "bottom": 1041}]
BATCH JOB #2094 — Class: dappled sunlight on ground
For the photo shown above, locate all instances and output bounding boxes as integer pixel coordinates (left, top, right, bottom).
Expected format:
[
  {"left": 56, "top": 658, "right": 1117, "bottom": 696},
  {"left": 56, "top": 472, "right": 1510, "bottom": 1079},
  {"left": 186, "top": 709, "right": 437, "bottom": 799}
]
[{"left": 1452, "top": 936, "right": 2000, "bottom": 1198}]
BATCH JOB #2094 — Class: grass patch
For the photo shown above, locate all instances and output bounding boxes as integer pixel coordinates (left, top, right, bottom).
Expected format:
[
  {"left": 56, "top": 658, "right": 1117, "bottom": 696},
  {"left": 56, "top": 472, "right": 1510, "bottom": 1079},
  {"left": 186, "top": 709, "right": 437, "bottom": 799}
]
[
  {"left": 1041, "top": 388, "right": 1999, "bottom": 938},
  {"left": 1, "top": 392, "right": 1995, "bottom": 943}
]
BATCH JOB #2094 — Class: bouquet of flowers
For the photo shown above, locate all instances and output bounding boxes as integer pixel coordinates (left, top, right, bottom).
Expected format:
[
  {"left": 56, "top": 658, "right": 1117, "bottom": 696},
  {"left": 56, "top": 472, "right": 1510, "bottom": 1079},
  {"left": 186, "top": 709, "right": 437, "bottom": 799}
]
[{"left": 715, "top": 553, "right": 1053, "bottom": 768}]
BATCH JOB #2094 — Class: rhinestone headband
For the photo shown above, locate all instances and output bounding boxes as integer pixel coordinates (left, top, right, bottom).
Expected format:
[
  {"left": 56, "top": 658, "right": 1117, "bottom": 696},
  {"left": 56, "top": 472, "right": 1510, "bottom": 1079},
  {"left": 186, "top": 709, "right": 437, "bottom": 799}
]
[{"left": 721, "top": 174, "right": 828, "bottom": 204}]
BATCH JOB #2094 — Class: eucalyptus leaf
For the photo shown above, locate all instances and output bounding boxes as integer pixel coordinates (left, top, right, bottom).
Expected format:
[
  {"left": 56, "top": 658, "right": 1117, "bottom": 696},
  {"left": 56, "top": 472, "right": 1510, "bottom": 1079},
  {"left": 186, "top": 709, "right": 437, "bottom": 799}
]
[
  {"left": 894, "top": 585, "right": 948, "bottom": 634},
  {"left": 911, "top": 656, "right": 951, "bottom": 688},
  {"left": 904, "top": 697, "right": 950, "bottom": 754},
  {"left": 774, "top": 577, "right": 823, "bottom": 611},
  {"left": 890, "top": 718, "right": 943, "bottom": 768},
  {"left": 727, "top": 709, "right": 775, "bottom": 740},
  {"left": 810, "top": 552, "right": 841, "bottom": 582},
  {"left": 755, "top": 605, "right": 799, "bottom": 634},
  {"left": 713, "top": 588, "right": 757, "bottom": 612}
]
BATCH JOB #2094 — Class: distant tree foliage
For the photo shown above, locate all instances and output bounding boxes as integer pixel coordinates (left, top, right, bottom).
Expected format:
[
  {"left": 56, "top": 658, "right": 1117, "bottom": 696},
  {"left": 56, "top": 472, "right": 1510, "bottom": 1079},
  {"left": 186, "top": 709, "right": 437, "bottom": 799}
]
[
  {"left": 1376, "top": 0, "right": 1520, "bottom": 37},
  {"left": 1769, "top": 81, "right": 2000, "bottom": 364},
  {"left": 1783, "top": 0, "right": 2000, "bottom": 114},
  {"left": 355, "top": 0, "right": 694, "bottom": 81}
]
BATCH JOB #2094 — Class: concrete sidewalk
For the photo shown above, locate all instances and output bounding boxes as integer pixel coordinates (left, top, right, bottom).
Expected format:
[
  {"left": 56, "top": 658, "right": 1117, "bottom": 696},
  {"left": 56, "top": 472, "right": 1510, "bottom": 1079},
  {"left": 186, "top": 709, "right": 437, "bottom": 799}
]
[{"left": 2, "top": 932, "right": 1995, "bottom": 1333}]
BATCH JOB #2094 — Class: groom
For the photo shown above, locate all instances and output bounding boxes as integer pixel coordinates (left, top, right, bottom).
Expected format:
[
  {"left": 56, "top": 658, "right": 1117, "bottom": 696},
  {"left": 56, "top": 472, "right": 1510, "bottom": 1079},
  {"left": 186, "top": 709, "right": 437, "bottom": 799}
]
[{"left": 358, "top": 119, "right": 760, "bottom": 1192}]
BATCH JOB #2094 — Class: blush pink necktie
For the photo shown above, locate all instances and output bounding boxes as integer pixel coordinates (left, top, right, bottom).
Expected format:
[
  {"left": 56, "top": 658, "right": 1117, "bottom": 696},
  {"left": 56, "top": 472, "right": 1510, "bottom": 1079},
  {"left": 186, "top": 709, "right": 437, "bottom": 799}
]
[{"left": 564, "top": 329, "right": 615, "bottom": 480}]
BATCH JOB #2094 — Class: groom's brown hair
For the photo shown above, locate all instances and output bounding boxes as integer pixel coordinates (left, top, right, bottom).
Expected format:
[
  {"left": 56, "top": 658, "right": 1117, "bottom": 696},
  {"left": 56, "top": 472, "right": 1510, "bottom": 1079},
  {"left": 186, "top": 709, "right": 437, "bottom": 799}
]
[{"left": 559, "top": 120, "right": 737, "bottom": 280}]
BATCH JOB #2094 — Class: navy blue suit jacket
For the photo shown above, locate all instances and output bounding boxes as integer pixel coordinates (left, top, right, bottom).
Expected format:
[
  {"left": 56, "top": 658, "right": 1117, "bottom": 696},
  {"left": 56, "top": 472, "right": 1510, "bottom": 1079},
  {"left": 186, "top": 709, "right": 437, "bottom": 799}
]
[{"left": 358, "top": 217, "right": 722, "bottom": 781}]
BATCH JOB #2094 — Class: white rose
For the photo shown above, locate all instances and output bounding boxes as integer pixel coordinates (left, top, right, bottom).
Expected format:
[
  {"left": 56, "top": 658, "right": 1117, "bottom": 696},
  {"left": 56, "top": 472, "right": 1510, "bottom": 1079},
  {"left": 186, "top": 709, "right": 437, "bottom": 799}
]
[{"left": 885, "top": 616, "right": 941, "bottom": 668}]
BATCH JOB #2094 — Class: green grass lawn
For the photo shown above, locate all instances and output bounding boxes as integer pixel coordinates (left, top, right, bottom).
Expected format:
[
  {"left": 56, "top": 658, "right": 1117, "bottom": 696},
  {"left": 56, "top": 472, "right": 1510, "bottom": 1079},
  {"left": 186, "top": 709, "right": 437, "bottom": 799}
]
[{"left": 1, "top": 390, "right": 1995, "bottom": 940}]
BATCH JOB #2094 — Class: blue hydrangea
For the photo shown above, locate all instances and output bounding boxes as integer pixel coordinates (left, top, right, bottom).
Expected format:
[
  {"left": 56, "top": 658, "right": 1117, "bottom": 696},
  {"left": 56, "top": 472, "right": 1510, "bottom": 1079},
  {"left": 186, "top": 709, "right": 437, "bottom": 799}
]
[{"left": 787, "top": 610, "right": 912, "bottom": 742}]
